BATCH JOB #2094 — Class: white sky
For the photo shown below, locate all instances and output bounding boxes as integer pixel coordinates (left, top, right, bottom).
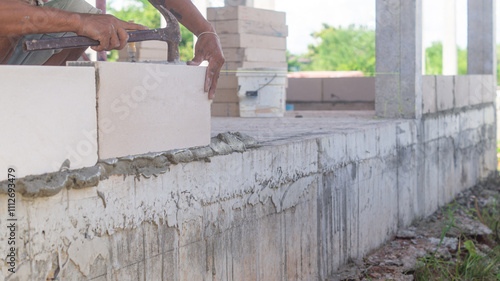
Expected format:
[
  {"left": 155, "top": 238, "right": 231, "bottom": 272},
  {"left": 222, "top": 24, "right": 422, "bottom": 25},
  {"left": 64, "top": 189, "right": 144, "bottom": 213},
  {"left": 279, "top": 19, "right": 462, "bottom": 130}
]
[{"left": 109, "top": 0, "right": 500, "bottom": 55}]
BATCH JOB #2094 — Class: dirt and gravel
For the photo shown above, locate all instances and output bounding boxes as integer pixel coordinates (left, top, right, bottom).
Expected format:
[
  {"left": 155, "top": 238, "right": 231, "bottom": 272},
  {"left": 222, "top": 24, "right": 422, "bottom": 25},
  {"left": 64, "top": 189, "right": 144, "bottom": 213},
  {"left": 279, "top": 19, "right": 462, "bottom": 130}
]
[{"left": 328, "top": 176, "right": 500, "bottom": 281}]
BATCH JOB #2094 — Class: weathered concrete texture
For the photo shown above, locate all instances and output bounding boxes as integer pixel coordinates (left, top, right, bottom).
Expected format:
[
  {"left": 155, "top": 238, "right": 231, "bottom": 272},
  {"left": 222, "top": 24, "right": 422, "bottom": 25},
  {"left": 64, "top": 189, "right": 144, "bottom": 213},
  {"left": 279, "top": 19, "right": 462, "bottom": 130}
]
[{"left": 0, "top": 108, "right": 495, "bottom": 280}]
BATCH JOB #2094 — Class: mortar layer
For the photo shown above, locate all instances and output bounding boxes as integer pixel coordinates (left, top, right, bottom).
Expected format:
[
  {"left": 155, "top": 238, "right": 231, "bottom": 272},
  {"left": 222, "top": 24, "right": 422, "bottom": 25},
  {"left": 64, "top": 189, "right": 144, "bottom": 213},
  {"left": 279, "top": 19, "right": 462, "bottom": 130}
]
[{"left": 0, "top": 132, "right": 259, "bottom": 198}]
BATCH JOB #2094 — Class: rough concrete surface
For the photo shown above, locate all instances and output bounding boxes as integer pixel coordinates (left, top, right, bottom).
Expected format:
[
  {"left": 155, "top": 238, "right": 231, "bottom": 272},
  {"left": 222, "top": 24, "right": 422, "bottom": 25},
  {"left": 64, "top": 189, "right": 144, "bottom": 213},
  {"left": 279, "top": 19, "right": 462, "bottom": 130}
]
[{"left": 0, "top": 107, "right": 495, "bottom": 280}]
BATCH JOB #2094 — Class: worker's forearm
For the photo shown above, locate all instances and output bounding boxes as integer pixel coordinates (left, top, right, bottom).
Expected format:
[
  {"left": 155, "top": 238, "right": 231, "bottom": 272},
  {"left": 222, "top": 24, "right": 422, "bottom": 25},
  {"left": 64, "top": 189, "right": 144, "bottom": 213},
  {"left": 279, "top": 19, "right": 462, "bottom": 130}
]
[
  {"left": 0, "top": 0, "right": 82, "bottom": 37},
  {"left": 163, "top": 0, "right": 214, "bottom": 36}
]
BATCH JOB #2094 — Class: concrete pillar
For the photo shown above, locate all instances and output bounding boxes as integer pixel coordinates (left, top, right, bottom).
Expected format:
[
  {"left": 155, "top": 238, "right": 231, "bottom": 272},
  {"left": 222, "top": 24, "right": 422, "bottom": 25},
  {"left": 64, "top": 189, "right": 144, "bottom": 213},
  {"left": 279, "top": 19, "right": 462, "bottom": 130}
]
[
  {"left": 468, "top": 0, "right": 496, "bottom": 75},
  {"left": 375, "top": 0, "right": 423, "bottom": 119},
  {"left": 224, "top": 0, "right": 254, "bottom": 6},
  {"left": 443, "top": 0, "right": 457, "bottom": 75}
]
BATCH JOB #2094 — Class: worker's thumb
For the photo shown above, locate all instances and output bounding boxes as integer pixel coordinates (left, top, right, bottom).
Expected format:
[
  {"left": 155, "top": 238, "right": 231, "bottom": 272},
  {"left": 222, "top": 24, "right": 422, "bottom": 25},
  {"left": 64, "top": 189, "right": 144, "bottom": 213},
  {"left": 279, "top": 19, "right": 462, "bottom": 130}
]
[{"left": 187, "top": 55, "right": 203, "bottom": 66}]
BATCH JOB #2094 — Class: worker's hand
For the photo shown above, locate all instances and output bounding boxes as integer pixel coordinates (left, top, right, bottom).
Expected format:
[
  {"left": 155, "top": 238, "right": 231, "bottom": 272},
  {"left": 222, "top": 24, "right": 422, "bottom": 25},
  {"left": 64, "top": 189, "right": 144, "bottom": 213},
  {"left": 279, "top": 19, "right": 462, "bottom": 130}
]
[
  {"left": 76, "top": 14, "right": 148, "bottom": 52},
  {"left": 187, "top": 32, "right": 225, "bottom": 99}
]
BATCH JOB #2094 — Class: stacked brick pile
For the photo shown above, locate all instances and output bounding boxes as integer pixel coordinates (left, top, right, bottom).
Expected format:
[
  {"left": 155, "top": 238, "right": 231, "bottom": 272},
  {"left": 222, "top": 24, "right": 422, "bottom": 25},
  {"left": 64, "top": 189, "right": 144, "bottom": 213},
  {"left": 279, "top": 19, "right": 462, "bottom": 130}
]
[
  {"left": 117, "top": 41, "right": 167, "bottom": 62},
  {"left": 208, "top": 6, "right": 288, "bottom": 117}
]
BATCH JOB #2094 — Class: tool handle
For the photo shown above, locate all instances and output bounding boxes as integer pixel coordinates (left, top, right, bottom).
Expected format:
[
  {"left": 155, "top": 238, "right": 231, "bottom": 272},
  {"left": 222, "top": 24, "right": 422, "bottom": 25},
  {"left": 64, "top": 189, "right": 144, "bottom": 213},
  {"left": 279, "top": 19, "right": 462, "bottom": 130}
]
[
  {"left": 23, "top": 36, "right": 99, "bottom": 52},
  {"left": 23, "top": 29, "right": 167, "bottom": 52}
]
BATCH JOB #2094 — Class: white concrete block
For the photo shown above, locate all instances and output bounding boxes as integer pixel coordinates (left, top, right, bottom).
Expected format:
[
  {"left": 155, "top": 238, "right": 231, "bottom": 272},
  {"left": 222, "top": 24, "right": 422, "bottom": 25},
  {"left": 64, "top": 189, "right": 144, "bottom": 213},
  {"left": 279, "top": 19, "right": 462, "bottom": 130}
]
[
  {"left": 92, "top": 62, "right": 211, "bottom": 159},
  {"left": 422, "top": 75, "right": 436, "bottom": 114},
  {"left": 219, "top": 34, "right": 287, "bottom": 49},
  {"left": 0, "top": 66, "right": 97, "bottom": 181},
  {"left": 222, "top": 48, "right": 287, "bottom": 63},
  {"left": 212, "top": 20, "right": 288, "bottom": 37},
  {"left": 454, "top": 75, "right": 469, "bottom": 108},
  {"left": 224, "top": 0, "right": 254, "bottom": 7},
  {"left": 223, "top": 61, "right": 288, "bottom": 70},
  {"left": 469, "top": 75, "right": 483, "bottom": 105},
  {"left": 216, "top": 76, "right": 238, "bottom": 89},
  {"left": 482, "top": 75, "right": 496, "bottom": 103},
  {"left": 207, "top": 6, "right": 286, "bottom": 25},
  {"left": 436, "top": 75, "right": 454, "bottom": 111}
]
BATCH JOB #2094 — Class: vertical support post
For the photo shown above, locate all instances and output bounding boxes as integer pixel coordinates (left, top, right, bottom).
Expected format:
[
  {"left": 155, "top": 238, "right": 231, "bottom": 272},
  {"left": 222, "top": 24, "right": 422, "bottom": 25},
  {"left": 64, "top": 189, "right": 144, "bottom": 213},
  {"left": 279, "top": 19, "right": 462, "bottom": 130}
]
[
  {"left": 443, "top": 0, "right": 458, "bottom": 75},
  {"left": 375, "top": 0, "right": 423, "bottom": 119},
  {"left": 224, "top": 0, "right": 254, "bottom": 6},
  {"left": 468, "top": 0, "right": 496, "bottom": 76},
  {"left": 96, "top": 0, "right": 107, "bottom": 61}
]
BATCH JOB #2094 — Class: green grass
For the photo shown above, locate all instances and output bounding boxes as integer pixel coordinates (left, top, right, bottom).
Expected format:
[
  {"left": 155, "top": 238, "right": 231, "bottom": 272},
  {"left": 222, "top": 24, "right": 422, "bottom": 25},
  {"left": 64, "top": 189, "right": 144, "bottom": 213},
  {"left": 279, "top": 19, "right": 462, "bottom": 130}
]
[{"left": 414, "top": 204, "right": 500, "bottom": 280}]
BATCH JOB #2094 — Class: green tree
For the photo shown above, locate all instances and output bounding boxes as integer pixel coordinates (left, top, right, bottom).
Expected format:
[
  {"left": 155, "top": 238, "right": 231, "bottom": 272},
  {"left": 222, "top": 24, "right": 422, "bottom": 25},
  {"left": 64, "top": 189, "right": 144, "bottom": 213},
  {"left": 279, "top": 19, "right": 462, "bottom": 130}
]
[
  {"left": 425, "top": 41, "right": 467, "bottom": 75},
  {"left": 425, "top": 42, "right": 442, "bottom": 75},
  {"left": 107, "top": 0, "right": 193, "bottom": 61},
  {"left": 286, "top": 50, "right": 302, "bottom": 72},
  {"left": 299, "top": 24, "right": 375, "bottom": 75}
]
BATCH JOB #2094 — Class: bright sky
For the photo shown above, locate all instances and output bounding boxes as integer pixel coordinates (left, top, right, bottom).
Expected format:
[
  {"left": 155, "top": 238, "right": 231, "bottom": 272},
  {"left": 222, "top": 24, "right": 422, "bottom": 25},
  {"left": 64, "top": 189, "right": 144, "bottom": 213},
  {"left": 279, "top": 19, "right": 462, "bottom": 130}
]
[{"left": 109, "top": 0, "right": 500, "bottom": 55}]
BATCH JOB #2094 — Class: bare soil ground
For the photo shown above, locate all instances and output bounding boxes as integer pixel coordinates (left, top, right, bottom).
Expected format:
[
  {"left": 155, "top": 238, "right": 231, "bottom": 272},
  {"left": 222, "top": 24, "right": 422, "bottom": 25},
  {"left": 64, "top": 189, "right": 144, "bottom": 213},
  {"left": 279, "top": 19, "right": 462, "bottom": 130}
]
[{"left": 328, "top": 176, "right": 500, "bottom": 281}]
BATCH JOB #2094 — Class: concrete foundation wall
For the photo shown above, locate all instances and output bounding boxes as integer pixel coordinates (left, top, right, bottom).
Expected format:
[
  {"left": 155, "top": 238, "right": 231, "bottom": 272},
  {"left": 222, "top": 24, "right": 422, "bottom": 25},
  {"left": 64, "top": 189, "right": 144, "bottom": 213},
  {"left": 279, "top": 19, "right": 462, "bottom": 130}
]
[{"left": 0, "top": 103, "right": 495, "bottom": 280}]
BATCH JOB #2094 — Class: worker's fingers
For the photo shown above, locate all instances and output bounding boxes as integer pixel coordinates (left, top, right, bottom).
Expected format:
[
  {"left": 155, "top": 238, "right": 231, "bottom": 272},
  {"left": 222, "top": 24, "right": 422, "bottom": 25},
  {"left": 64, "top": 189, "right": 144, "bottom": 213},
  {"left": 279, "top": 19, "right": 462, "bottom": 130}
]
[
  {"left": 187, "top": 54, "right": 203, "bottom": 66},
  {"left": 205, "top": 55, "right": 225, "bottom": 94},
  {"left": 118, "top": 20, "right": 149, "bottom": 31},
  {"left": 95, "top": 31, "right": 111, "bottom": 52},
  {"left": 187, "top": 30, "right": 225, "bottom": 98},
  {"left": 116, "top": 27, "right": 130, "bottom": 50},
  {"left": 108, "top": 26, "right": 120, "bottom": 51},
  {"left": 208, "top": 69, "right": 220, "bottom": 99}
]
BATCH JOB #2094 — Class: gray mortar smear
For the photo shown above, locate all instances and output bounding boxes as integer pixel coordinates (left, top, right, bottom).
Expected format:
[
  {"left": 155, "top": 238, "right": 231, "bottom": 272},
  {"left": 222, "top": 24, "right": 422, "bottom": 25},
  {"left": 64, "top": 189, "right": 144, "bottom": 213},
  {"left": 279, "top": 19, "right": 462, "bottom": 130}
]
[{"left": 0, "top": 132, "right": 260, "bottom": 198}]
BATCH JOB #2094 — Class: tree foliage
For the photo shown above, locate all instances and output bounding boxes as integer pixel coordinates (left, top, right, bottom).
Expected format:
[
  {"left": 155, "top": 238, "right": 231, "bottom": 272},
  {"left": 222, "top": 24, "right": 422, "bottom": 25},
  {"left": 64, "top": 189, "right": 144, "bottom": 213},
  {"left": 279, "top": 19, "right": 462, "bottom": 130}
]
[
  {"left": 425, "top": 41, "right": 467, "bottom": 75},
  {"left": 292, "top": 24, "right": 375, "bottom": 75},
  {"left": 107, "top": 0, "right": 193, "bottom": 61}
]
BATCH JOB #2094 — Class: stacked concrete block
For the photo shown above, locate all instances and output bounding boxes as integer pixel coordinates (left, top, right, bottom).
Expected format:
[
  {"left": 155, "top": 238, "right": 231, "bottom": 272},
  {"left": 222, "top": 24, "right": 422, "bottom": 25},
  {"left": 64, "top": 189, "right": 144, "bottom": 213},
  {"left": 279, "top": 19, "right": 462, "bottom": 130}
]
[
  {"left": 287, "top": 77, "right": 375, "bottom": 111},
  {"left": 422, "top": 74, "right": 497, "bottom": 117},
  {"left": 422, "top": 76, "right": 437, "bottom": 114},
  {"left": 455, "top": 75, "right": 470, "bottom": 108},
  {"left": 212, "top": 76, "right": 240, "bottom": 116},
  {"left": 208, "top": 6, "right": 288, "bottom": 116},
  {"left": 117, "top": 41, "right": 168, "bottom": 62}
]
